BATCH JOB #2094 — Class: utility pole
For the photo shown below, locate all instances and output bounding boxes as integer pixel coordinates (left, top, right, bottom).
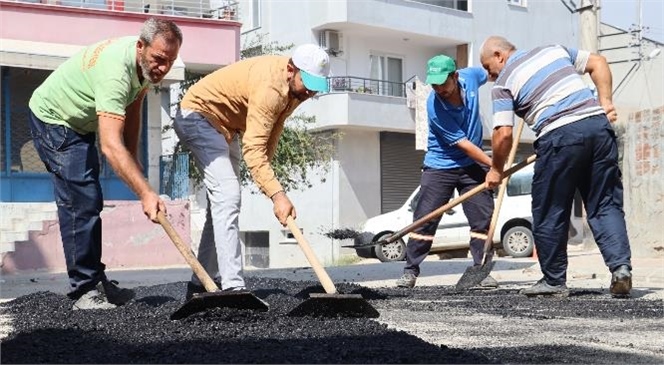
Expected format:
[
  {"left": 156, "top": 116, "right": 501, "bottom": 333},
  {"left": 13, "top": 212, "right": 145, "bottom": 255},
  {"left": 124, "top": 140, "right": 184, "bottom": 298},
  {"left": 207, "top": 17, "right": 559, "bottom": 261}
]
[{"left": 579, "top": 0, "right": 599, "bottom": 53}]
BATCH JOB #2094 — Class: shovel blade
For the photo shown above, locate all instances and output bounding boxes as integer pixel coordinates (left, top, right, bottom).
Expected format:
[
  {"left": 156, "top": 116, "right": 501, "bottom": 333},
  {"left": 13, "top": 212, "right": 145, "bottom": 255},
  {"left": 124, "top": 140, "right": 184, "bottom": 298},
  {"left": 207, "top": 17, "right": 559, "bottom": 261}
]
[
  {"left": 288, "top": 293, "right": 380, "bottom": 318},
  {"left": 455, "top": 261, "right": 496, "bottom": 291},
  {"left": 170, "top": 291, "right": 269, "bottom": 320}
]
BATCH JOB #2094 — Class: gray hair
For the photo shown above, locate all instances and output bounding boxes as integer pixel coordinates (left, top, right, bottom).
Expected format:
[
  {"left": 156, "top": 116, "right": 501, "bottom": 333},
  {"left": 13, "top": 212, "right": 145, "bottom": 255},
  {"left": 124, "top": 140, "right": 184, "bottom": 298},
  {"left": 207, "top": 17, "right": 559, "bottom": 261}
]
[
  {"left": 480, "top": 36, "right": 516, "bottom": 58},
  {"left": 139, "top": 18, "right": 183, "bottom": 46}
]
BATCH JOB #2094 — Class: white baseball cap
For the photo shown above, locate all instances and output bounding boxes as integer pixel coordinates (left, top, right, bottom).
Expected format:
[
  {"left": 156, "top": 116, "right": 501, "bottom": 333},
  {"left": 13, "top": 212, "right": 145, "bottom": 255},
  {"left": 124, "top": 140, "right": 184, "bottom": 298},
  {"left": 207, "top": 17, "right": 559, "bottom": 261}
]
[{"left": 292, "top": 44, "right": 331, "bottom": 93}]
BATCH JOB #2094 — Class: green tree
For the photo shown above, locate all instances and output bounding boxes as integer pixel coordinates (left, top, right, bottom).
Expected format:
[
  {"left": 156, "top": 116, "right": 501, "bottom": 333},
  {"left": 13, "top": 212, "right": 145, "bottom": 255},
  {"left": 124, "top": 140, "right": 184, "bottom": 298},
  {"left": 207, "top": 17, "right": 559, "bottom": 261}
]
[{"left": 167, "top": 34, "right": 339, "bottom": 193}]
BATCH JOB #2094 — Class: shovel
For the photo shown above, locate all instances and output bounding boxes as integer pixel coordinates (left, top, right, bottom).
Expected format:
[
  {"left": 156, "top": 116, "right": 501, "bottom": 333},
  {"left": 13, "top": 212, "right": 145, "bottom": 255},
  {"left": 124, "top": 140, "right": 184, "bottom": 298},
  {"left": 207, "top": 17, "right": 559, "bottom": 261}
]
[
  {"left": 349, "top": 154, "right": 537, "bottom": 250},
  {"left": 286, "top": 216, "right": 379, "bottom": 318},
  {"left": 157, "top": 211, "right": 269, "bottom": 320},
  {"left": 456, "top": 119, "right": 526, "bottom": 290}
]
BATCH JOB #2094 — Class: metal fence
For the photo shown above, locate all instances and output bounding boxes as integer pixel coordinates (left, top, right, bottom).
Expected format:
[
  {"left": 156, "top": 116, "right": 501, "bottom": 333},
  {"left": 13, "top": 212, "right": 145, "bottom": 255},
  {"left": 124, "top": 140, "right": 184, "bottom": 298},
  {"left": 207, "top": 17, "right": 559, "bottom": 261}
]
[
  {"left": 159, "top": 152, "right": 189, "bottom": 199},
  {"left": 328, "top": 76, "right": 406, "bottom": 98},
  {"left": 12, "top": 0, "right": 239, "bottom": 20}
]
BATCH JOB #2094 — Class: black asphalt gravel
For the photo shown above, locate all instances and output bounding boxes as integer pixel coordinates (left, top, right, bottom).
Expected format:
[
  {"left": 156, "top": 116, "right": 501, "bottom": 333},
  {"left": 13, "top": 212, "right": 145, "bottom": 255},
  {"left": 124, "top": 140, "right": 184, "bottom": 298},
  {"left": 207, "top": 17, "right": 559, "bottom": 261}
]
[
  {"left": 0, "top": 277, "right": 492, "bottom": 364},
  {"left": 2, "top": 277, "right": 662, "bottom": 364}
]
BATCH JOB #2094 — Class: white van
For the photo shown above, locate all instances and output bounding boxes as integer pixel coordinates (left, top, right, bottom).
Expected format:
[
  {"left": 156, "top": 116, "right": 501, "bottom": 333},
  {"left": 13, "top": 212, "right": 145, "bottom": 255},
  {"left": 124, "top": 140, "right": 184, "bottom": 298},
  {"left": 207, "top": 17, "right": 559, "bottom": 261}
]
[{"left": 353, "top": 164, "right": 536, "bottom": 262}]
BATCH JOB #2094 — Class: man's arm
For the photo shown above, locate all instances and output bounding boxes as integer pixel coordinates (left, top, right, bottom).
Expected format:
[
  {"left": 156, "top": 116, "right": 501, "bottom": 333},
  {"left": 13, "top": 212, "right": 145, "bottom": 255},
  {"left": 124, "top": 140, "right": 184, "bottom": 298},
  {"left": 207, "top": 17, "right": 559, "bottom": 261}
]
[
  {"left": 123, "top": 89, "right": 148, "bottom": 164},
  {"left": 585, "top": 53, "right": 617, "bottom": 122},
  {"left": 455, "top": 139, "right": 492, "bottom": 167},
  {"left": 98, "top": 113, "right": 164, "bottom": 221},
  {"left": 485, "top": 126, "right": 513, "bottom": 189}
]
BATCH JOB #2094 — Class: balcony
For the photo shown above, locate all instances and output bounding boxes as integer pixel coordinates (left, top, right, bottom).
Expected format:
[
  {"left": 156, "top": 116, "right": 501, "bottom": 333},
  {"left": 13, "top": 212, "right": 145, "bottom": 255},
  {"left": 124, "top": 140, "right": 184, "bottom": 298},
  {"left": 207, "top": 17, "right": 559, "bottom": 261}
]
[
  {"left": 310, "top": 76, "right": 414, "bottom": 133},
  {"left": 309, "top": 0, "right": 473, "bottom": 46},
  {"left": 328, "top": 76, "right": 406, "bottom": 98},
  {"left": 0, "top": 0, "right": 241, "bottom": 71}
]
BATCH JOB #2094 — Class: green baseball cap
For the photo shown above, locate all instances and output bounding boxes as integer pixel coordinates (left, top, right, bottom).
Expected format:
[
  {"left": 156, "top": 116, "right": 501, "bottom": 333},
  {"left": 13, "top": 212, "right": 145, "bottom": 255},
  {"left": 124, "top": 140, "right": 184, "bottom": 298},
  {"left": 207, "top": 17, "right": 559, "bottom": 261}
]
[{"left": 425, "top": 55, "right": 456, "bottom": 85}]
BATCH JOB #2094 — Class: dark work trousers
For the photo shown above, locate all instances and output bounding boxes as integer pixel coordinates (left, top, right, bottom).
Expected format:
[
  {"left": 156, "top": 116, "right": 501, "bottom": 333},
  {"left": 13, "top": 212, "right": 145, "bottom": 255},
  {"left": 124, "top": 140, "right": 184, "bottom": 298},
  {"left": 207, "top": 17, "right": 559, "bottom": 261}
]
[
  {"left": 533, "top": 114, "right": 631, "bottom": 285},
  {"left": 28, "top": 111, "right": 106, "bottom": 299},
  {"left": 404, "top": 163, "right": 494, "bottom": 277}
]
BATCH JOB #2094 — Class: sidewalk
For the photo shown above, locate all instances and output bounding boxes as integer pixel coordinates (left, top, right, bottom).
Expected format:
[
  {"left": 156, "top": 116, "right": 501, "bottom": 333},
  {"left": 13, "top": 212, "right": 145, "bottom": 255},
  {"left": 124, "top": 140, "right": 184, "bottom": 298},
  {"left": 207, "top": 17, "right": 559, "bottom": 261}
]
[{"left": 2, "top": 248, "right": 662, "bottom": 300}]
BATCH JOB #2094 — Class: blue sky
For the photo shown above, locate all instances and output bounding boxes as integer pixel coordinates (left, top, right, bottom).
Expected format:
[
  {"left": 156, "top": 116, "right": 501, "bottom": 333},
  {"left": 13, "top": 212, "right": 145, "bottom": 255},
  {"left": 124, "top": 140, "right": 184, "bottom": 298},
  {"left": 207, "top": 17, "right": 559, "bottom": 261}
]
[{"left": 601, "top": 0, "right": 663, "bottom": 43}]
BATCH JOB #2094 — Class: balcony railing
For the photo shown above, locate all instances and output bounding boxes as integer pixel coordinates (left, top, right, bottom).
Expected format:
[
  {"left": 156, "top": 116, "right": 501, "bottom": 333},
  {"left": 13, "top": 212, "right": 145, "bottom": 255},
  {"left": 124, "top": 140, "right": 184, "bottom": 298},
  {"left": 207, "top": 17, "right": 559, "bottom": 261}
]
[
  {"left": 9, "top": 0, "right": 240, "bottom": 20},
  {"left": 328, "top": 76, "right": 406, "bottom": 98}
]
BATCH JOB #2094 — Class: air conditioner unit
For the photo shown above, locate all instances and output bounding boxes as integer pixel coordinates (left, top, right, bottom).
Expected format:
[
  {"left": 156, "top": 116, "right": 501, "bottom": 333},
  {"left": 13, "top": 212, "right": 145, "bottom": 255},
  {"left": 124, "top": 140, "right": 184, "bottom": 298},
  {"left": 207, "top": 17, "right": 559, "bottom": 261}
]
[{"left": 319, "top": 30, "right": 342, "bottom": 56}]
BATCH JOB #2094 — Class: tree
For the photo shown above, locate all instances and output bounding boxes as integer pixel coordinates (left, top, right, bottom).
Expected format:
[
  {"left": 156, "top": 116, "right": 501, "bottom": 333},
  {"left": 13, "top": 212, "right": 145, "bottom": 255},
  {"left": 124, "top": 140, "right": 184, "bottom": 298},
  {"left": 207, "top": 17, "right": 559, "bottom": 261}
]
[{"left": 166, "top": 34, "right": 339, "bottom": 193}]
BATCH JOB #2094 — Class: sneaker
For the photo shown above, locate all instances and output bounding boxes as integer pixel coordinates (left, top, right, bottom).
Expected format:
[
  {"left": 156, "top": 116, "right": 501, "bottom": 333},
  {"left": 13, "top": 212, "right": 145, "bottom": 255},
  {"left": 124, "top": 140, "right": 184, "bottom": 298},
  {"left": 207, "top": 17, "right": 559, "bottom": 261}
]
[
  {"left": 610, "top": 265, "right": 632, "bottom": 298},
  {"left": 185, "top": 280, "right": 222, "bottom": 300},
  {"left": 73, "top": 289, "right": 117, "bottom": 310},
  {"left": 97, "top": 279, "right": 135, "bottom": 305},
  {"left": 521, "top": 278, "right": 570, "bottom": 297},
  {"left": 478, "top": 275, "right": 499, "bottom": 288},
  {"left": 396, "top": 273, "right": 417, "bottom": 288}
]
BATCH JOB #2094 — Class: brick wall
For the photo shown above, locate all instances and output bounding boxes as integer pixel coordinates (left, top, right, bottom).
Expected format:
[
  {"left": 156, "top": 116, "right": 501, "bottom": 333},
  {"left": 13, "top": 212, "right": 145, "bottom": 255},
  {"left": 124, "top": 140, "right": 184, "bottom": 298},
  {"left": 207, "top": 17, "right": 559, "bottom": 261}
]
[{"left": 619, "top": 105, "right": 664, "bottom": 257}]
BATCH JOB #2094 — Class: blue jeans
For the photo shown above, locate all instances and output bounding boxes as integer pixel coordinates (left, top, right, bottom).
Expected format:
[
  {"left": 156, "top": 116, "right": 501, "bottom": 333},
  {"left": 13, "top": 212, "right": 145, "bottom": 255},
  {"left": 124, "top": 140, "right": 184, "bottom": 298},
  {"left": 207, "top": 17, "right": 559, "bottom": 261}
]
[
  {"left": 28, "top": 111, "right": 105, "bottom": 299},
  {"left": 404, "top": 163, "right": 494, "bottom": 276},
  {"left": 533, "top": 114, "right": 631, "bottom": 285}
]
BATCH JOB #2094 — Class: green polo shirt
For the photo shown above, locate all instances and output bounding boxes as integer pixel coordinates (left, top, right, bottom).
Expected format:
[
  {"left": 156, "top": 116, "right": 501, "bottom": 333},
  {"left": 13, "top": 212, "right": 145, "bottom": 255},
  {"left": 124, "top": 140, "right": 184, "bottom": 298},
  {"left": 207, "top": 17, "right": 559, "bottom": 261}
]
[{"left": 29, "top": 36, "right": 148, "bottom": 134}]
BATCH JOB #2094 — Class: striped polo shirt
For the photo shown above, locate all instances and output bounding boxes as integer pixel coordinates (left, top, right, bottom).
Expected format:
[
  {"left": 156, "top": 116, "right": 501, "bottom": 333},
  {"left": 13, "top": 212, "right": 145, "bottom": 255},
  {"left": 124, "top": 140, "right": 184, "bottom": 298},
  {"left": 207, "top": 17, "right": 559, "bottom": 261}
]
[{"left": 490, "top": 45, "right": 605, "bottom": 137}]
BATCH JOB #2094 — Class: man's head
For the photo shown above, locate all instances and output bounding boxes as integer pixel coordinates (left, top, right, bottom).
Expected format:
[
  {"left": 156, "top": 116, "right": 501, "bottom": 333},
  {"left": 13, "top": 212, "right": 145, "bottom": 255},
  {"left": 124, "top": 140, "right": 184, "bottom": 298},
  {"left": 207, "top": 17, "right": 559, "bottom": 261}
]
[
  {"left": 426, "top": 55, "right": 459, "bottom": 99},
  {"left": 288, "top": 44, "right": 331, "bottom": 101},
  {"left": 479, "top": 36, "right": 516, "bottom": 82},
  {"left": 136, "top": 18, "right": 183, "bottom": 84}
]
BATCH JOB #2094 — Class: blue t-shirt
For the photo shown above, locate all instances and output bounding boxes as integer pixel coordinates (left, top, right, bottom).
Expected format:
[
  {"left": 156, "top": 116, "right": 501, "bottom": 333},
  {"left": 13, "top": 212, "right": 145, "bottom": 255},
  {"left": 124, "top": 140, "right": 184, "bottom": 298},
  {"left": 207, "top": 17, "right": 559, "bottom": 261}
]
[{"left": 423, "top": 67, "right": 487, "bottom": 169}]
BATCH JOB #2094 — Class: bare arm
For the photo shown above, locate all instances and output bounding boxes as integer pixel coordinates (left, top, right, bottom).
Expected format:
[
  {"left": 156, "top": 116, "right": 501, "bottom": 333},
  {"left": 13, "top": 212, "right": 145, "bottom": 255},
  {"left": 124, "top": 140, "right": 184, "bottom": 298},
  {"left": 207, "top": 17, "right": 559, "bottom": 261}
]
[
  {"left": 98, "top": 113, "right": 165, "bottom": 221},
  {"left": 485, "top": 126, "right": 513, "bottom": 189},
  {"left": 123, "top": 89, "right": 147, "bottom": 163},
  {"left": 585, "top": 53, "right": 617, "bottom": 122},
  {"left": 456, "top": 139, "right": 492, "bottom": 167}
]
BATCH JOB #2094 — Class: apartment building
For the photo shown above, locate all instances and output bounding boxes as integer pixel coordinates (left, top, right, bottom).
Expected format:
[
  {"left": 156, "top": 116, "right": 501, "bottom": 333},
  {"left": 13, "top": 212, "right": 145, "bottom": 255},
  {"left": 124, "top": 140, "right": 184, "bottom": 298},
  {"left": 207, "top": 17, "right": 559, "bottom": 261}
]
[{"left": 216, "top": 0, "right": 581, "bottom": 268}]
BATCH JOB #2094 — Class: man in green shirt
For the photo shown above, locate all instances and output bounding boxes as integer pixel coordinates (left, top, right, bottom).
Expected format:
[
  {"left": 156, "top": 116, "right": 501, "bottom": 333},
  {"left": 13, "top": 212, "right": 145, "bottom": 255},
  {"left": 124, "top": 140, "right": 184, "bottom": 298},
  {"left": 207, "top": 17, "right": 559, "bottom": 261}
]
[{"left": 28, "top": 18, "right": 182, "bottom": 310}]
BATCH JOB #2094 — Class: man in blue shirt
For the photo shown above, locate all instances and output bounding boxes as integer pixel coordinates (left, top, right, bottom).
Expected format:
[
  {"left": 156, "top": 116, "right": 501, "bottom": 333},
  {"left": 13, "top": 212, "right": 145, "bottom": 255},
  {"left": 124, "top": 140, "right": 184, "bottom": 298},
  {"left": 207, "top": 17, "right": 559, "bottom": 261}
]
[
  {"left": 480, "top": 35, "right": 631, "bottom": 298},
  {"left": 396, "top": 55, "right": 495, "bottom": 288}
]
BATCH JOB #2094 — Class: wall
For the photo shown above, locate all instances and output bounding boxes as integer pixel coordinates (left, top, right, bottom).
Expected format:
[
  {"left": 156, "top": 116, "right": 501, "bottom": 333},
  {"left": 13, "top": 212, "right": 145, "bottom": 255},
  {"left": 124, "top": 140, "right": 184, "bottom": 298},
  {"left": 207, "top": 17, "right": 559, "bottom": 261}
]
[
  {"left": 617, "top": 107, "right": 664, "bottom": 257},
  {"left": 1, "top": 200, "right": 191, "bottom": 273}
]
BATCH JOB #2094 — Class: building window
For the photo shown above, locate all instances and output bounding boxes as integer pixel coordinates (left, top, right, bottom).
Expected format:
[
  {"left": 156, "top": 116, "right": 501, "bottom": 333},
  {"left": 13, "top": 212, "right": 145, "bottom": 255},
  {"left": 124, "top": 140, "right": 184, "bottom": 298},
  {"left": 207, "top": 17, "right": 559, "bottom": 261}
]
[
  {"left": 507, "top": 0, "right": 527, "bottom": 7},
  {"left": 241, "top": 231, "right": 269, "bottom": 268},
  {"left": 409, "top": 0, "right": 468, "bottom": 12},
  {"left": 369, "top": 53, "right": 404, "bottom": 97}
]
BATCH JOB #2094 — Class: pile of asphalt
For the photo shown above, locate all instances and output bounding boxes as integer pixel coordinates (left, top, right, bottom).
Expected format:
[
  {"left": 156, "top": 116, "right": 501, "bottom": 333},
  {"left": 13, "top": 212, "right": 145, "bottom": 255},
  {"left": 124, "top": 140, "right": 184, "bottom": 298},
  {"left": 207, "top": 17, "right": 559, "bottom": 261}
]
[{"left": 0, "top": 277, "right": 492, "bottom": 364}]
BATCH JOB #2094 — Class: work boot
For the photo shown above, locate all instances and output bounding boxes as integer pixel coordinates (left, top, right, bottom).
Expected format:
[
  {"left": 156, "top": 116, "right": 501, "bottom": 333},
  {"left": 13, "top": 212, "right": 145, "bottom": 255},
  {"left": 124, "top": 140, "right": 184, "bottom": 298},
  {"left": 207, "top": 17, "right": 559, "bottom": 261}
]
[
  {"left": 73, "top": 289, "right": 117, "bottom": 310},
  {"left": 185, "top": 280, "right": 222, "bottom": 300},
  {"left": 521, "top": 278, "right": 570, "bottom": 297},
  {"left": 97, "top": 279, "right": 135, "bottom": 305},
  {"left": 396, "top": 273, "right": 417, "bottom": 288},
  {"left": 610, "top": 265, "right": 632, "bottom": 298}
]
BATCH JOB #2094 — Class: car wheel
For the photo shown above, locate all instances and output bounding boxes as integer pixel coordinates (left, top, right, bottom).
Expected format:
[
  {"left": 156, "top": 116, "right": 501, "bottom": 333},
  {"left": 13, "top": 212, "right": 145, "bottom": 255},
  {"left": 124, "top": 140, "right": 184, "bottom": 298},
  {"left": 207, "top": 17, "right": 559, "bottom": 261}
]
[
  {"left": 502, "top": 226, "right": 534, "bottom": 258},
  {"left": 373, "top": 231, "right": 406, "bottom": 262}
]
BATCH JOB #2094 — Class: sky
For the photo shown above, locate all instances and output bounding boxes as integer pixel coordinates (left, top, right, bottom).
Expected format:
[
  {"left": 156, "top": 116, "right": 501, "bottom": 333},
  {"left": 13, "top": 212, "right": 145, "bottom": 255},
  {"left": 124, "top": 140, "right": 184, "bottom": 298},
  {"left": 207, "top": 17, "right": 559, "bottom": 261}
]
[{"left": 600, "top": 0, "right": 664, "bottom": 43}]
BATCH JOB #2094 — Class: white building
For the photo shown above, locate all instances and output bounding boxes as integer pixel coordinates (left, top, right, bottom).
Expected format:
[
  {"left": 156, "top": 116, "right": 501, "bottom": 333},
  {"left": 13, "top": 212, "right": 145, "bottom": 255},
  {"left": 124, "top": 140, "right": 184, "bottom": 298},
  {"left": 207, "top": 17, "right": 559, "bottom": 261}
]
[{"left": 194, "top": 0, "right": 582, "bottom": 269}]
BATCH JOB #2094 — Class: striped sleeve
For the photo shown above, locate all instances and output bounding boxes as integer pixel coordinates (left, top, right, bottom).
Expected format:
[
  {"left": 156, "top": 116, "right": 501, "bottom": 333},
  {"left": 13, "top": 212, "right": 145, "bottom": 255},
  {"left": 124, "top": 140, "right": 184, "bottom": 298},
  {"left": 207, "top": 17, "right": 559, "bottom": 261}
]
[
  {"left": 563, "top": 46, "right": 590, "bottom": 74},
  {"left": 491, "top": 87, "right": 515, "bottom": 128}
]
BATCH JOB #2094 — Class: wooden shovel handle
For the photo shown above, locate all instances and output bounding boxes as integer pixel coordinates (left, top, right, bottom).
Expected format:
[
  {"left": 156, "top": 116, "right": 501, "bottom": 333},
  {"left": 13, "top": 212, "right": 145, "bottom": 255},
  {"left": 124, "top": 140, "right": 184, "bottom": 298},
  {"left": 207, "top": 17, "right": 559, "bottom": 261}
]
[
  {"left": 286, "top": 216, "right": 338, "bottom": 294},
  {"left": 383, "top": 154, "right": 537, "bottom": 245},
  {"left": 483, "top": 119, "right": 526, "bottom": 255},
  {"left": 157, "top": 211, "right": 219, "bottom": 293}
]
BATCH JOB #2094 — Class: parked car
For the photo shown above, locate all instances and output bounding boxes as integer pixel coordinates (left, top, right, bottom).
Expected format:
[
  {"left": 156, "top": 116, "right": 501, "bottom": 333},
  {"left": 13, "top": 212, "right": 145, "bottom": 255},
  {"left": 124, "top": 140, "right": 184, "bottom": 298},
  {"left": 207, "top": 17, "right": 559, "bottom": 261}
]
[{"left": 353, "top": 164, "right": 536, "bottom": 262}]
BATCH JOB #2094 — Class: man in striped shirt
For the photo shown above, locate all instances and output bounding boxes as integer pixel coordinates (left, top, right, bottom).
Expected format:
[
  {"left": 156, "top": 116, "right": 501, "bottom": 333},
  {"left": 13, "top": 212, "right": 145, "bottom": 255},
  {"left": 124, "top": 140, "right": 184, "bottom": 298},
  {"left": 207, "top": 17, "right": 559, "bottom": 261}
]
[{"left": 480, "top": 36, "right": 632, "bottom": 298}]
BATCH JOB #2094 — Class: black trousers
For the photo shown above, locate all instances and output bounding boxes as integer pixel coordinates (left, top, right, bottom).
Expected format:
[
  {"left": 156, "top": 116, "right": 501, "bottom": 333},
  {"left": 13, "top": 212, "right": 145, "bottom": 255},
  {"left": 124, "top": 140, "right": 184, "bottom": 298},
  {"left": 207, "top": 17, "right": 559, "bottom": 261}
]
[{"left": 404, "top": 163, "right": 494, "bottom": 276}]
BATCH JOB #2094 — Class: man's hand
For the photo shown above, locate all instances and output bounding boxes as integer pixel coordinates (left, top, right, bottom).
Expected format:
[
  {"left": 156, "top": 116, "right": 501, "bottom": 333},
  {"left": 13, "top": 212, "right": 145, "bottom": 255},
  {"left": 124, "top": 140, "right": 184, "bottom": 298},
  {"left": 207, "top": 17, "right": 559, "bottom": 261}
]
[
  {"left": 271, "top": 191, "right": 296, "bottom": 226},
  {"left": 601, "top": 101, "right": 618, "bottom": 123},
  {"left": 485, "top": 167, "right": 503, "bottom": 190},
  {"left": 141, "top": 191, "right": 166, "bottom": 222}
]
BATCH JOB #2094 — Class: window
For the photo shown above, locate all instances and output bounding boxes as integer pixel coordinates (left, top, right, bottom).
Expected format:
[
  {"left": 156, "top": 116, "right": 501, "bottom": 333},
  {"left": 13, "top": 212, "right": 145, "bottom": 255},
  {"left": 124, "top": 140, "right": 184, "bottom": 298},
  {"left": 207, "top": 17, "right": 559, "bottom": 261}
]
[
  {"left": 507, "top": 169, "right": 533, "bottom": 196},
  {"left": 507, "top": 0, "right": 527, "bottom": 7},
  {"left": 369, "top": 54, "right": 404, "bottom": 97},
  {"left": 409, "top": 0, "right": 468, "bottom": 11}
]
